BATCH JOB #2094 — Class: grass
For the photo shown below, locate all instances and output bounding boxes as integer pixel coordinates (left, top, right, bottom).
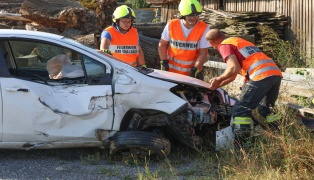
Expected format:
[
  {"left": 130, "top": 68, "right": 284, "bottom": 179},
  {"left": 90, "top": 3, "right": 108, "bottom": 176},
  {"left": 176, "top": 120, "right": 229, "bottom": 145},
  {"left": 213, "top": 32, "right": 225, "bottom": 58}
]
[
  {"left": 258, "top": 25, "right": 308, "bottom": 71},
  {"left": 72, "top": 23, "right": 313, "bottom": 179},
  {"left": 80, "top": 152, "right": 101, "bottom": 165},
  {"left": 99, "top": 167, "right": 120, "bottom": 176},
  {"left": 71, "top": 108, "right": 314, "bottom": 180},
  {"left": 217, "top": 107, "right": 314, "bottom": 179},
  {"left": 190, "top": 25, "right": 314, "bottom": 179}
]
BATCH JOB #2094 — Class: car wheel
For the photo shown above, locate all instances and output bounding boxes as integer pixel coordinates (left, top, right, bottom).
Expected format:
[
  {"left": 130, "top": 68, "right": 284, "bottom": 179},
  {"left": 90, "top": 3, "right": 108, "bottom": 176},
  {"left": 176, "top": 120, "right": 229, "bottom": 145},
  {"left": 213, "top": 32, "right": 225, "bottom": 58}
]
[{"left": 110, "top": 131, "right": 171, "bottom": 160}]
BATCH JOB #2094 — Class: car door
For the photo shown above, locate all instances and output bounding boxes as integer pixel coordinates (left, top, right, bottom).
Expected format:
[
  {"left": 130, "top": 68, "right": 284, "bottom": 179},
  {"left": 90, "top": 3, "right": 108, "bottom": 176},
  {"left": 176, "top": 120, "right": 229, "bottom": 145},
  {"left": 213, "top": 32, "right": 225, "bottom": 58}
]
[
  {"left": 0, "top": 40, "right": 113, "bottom": 143},
  {"left": 0, "top": 42, "right": 11, "bottom": 141}
]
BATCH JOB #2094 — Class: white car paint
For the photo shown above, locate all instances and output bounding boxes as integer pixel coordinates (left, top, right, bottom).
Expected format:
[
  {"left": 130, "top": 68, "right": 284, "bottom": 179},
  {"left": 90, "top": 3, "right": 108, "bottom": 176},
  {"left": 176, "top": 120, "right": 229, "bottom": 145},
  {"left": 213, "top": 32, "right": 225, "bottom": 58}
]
[
  {"left": 0, "top": 29, "right": 189, "bottom": 149},
  {"left": 0, "top": 29, "right": 235, "bottom": 151}
]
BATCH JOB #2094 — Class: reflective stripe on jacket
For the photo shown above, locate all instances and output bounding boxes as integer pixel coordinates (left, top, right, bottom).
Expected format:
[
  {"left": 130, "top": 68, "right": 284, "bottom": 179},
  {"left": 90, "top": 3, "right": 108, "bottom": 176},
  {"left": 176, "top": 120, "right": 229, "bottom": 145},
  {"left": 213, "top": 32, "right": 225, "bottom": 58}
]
[
  {"left": 220, "top": 37, "right": 282, "bottom": 81},
  {"left": 167, "top": 19, "right": 207, "bottom": 75},
  {"left": 105, "top": 26, "right": 139, "bottom": 66}
]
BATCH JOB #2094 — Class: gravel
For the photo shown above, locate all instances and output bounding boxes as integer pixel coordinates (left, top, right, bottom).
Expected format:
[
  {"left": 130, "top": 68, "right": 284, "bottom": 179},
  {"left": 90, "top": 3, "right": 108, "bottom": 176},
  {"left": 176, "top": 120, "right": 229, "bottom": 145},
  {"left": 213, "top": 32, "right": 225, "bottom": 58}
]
[
  {"left": 0, "top": 147, "right": 216, "bottom": 180},
  {"left": 0, "top": 148, "right": 139, "bottom": 180}
]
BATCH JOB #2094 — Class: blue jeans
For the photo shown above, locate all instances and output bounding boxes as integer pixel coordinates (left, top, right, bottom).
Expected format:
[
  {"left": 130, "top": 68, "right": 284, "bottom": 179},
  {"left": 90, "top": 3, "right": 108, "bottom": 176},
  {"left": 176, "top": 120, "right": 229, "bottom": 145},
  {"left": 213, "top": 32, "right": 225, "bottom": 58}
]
[{"left": 232, "top": 76, "right": 282, "bottom": 118}]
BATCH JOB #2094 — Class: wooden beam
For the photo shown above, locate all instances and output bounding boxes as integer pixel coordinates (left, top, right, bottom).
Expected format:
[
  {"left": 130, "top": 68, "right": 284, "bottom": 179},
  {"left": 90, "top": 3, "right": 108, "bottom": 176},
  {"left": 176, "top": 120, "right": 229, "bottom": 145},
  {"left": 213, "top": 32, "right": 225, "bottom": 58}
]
[{"left": 0, "top": 12, "right": 32, "bottom": 22}]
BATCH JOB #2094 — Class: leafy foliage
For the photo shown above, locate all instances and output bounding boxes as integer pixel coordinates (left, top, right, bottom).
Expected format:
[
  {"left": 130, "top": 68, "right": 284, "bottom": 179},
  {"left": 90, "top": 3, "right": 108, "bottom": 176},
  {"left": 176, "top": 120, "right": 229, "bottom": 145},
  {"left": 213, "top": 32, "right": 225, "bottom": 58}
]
[
  {"left": 76, "top": 0, "right": 98, "bottom": 10},
  {"left": 126, "top": 0, "right": 150, "bottom": 8},
  {"left": 258, "top": 25, "right": 307, "bottom": 70}
]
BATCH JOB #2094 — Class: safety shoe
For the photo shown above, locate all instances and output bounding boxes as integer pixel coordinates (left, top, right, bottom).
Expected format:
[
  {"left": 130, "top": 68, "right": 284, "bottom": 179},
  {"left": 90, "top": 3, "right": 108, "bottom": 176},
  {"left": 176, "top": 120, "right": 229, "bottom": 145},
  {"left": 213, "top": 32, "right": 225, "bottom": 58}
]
[
  {"left": 267, "top": 120, "right": 281, "bottom": 131},
  {"left": 266, "top": 113, "right": 282, "bottom": 132},
  {"left": 233, "top": 124, "right": 252, "bottom": 150}
]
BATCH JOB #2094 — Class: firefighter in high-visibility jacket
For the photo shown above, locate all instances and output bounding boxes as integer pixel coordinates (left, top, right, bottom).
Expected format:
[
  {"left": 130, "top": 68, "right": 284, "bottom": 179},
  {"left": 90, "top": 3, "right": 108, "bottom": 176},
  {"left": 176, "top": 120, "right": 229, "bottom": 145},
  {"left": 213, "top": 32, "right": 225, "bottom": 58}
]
[
  {"left": 99, "top": 5, "right": 146, "bottom": 67},
  {"left": 158, "top": 0, "right": 210, "bottom": 79},
  {"left": 205, "top": 29, "right": 283, "bottom": 149}
]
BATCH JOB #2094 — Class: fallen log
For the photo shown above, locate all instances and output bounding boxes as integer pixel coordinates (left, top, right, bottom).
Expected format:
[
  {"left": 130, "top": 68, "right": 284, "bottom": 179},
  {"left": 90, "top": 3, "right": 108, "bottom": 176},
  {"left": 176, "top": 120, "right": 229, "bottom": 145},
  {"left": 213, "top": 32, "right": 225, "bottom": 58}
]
[
  {"left": 19, "top": 0, "right": 87, "bottom": 31},
  {"left": 0, "top": 12, "right": 31, "bottom": 22}
]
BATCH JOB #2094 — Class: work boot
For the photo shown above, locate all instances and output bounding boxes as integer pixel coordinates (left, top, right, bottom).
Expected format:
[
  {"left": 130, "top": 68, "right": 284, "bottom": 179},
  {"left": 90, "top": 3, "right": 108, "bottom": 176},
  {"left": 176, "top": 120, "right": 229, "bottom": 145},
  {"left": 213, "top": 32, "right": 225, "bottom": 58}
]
[
  {"left": 233, "top": 124, "right": 252, "bottom": 150},
  {"left": 266, "top": 113, "right": 282, "bottom": 131},
  {"left": 232, "top": 117, "right": 253, "bottom": 150}
]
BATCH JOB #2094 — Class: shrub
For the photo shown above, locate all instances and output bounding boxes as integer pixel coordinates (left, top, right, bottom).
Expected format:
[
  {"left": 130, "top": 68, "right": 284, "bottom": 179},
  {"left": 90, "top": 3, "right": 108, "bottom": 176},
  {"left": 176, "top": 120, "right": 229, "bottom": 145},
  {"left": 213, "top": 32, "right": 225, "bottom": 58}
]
[
  {"left": 76, "top": 0, "right": 98, "bottom": 11},
  {"left": 258, "top": 25, "right": 307, "bottom": 71},
  {"left": 125, "top": 0, "right": 150, "bottom": 8}
]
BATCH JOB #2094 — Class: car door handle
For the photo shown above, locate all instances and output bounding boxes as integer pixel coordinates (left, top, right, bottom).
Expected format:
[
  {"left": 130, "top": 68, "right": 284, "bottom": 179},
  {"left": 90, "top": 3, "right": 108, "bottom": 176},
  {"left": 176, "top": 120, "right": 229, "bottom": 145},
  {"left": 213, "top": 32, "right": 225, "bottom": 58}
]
[{"left": 5, "top": 87, "right": 30, "bottom": 92}]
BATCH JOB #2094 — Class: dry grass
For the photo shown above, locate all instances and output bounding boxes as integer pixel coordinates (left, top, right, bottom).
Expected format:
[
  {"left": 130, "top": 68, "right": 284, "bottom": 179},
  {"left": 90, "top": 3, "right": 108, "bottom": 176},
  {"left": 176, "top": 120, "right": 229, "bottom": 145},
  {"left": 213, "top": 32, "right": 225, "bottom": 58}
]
[
  {"left": 200, "top": 26, "right": 314, "bottom": 179},
  {"left": 217, "top": 107, "right": 314, "bottom": 180}
]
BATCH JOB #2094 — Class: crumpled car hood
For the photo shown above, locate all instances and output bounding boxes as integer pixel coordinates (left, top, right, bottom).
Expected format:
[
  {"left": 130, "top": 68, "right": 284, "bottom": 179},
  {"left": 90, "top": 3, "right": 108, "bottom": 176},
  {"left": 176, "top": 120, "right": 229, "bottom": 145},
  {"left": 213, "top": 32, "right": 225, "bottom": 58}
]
[{"left": 147, "top": 69, "right": 212, "bottom": 89}]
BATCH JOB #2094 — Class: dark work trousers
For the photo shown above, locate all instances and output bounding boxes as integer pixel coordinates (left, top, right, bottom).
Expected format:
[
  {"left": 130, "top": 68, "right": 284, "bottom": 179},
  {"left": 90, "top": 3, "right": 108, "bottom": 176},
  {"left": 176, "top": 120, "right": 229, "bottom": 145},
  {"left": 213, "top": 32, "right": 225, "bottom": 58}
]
[{"left": 232, "top": 75, "right": 282, "bottom": 119}]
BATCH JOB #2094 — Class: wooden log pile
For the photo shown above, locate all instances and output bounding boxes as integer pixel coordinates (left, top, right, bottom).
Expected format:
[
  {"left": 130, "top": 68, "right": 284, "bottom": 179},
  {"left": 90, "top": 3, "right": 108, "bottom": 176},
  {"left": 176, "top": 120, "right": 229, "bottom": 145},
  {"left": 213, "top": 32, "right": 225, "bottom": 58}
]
[
  {"left": 0, "top": 0, "right": 24, "bottom": 13},
  {"left": 200, "top": 8, "right": 289, "bottom": 42}
]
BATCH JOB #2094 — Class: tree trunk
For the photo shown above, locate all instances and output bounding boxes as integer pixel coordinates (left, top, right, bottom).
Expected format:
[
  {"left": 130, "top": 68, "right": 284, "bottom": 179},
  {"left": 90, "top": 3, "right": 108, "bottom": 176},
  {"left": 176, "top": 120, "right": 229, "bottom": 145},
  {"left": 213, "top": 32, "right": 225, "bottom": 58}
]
[
  {"left": 96, "top": 0, "right": 117, "bottom": 31},
  {"left": 19, "top": 0, "right": 87, "bottom": 31}
]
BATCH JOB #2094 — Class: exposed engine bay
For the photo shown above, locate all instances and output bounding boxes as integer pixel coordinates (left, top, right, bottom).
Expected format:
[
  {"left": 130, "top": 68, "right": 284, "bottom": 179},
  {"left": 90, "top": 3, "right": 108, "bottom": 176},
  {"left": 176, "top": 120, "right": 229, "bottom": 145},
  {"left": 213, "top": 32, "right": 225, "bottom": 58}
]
[
  {"left": 125, "top": 83, "right": 235, "bottom": 151},
  {"left": 167, "top": 84, "right": 234, "bottom": 150}
]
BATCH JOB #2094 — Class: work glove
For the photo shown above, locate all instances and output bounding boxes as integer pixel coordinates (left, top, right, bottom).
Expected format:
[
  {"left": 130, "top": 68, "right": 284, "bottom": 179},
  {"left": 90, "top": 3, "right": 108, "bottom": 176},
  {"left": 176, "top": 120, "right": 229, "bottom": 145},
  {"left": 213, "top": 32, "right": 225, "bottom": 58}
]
[
  {"left": 189, "top": 66, "right": 199, "bottom": 78},
  {"left": 101, "top": 49, "right": 112, "bottom": 55},
  {"left": 160, "top": 59, "right": 169, "bottom": 71},
  {"left": 136, "top": 64, "right": 147, "bottom": 69},
  {"left": 136, "top": 64, "right": 153, "bottom": 73}
]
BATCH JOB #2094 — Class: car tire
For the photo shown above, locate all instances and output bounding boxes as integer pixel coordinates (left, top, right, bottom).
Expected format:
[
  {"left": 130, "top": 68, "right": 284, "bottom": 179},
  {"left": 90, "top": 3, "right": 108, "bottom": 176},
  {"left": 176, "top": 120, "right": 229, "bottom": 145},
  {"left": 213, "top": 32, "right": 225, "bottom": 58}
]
[{"left": 110, "top": 131, "right": 171, "bottom": 159}]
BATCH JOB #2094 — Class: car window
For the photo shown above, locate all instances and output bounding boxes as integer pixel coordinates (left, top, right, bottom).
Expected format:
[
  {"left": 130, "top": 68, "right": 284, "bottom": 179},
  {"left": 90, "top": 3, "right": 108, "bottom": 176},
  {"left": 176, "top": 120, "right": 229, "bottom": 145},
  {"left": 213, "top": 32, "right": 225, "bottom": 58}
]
[
  {"left": 82, "top": 54, "right": 111, "bottom": 85},
  {"left": 6, "top": 40, "right": 109, "bottom": 85}
]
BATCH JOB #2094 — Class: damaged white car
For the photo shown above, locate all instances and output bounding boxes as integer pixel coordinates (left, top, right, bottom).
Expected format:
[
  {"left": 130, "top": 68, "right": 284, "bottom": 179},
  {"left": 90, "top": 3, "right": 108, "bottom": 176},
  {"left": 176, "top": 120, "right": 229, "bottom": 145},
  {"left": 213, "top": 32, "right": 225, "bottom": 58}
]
[{"left": 0, "top": 30, "right": 235, "bottom": 158}]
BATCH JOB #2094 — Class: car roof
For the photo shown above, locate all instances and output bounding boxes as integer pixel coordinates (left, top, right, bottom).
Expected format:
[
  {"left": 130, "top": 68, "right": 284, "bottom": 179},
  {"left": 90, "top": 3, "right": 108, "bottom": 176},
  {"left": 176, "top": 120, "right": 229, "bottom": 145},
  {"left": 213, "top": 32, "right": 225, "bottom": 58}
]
[{"left": 0, "top": 29, "right": 64, "bottom": 40}]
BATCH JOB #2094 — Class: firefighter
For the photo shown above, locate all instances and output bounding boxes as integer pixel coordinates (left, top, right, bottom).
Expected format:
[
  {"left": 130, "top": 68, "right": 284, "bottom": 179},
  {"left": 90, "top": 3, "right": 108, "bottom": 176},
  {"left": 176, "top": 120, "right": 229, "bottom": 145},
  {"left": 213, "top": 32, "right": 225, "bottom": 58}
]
[
  {"left": 158, "top": 0, "right": 210, "bottom": 79},
  {"left": 100, "top": 5, "right": 145, "bottom": 67},
  {"left": 205, "top": 29, "right": 282, "bottom": 149}
]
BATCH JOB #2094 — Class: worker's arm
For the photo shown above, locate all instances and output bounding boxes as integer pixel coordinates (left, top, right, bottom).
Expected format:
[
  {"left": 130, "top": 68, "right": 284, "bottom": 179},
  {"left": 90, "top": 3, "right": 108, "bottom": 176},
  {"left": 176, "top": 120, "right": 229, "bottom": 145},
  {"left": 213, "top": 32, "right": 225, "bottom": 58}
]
[
  {"left": 209, "top": 54, "right": 241, "bottom": 90},
  {"left": 137, "top": 46, "right": 145, "bottom": 66},
  {"left": 194, "top": 48, "right": 208, "bottom": 70},
  {"left": 158, "top": 39, "right": 169, "bottom": 60},
  {"left": 218, "top": 73, "right": 238, "bottom": 87},
  {"left": 100, "top": 38, "right": 111, "bottom": 50}
]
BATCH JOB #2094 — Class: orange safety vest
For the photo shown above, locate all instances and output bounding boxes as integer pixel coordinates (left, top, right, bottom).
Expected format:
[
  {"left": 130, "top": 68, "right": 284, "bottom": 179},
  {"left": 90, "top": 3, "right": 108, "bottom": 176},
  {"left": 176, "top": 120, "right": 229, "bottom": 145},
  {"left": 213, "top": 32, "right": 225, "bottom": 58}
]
[
  {"left": 219, "top": 37, "right": 282, "bottom": 81},
  {"left": 105, "top": 26, "right": 139, "bottom": 66},
  {"left": 167, "top": 19, "right": 207, "bottom": 75}
]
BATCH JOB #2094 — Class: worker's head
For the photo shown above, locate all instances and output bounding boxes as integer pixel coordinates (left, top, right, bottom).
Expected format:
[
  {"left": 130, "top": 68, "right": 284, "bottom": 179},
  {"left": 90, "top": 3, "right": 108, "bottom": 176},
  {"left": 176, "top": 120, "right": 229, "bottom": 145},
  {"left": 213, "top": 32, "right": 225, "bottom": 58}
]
[
  {"left": 112, "top": 5, "right": 136, "bottom": 30},
  {"left": 205, "top": 29, "right": 226, "bottom": 49},
  {"left": 178, "top": 0, "right": 202, "bottom": 25}
]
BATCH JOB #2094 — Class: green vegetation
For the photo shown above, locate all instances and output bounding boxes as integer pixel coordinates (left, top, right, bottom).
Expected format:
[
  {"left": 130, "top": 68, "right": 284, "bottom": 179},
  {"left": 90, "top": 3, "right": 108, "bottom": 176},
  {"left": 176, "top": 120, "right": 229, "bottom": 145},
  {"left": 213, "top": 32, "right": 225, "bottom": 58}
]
[
  {"left": 126, "top": 0, "right": 150, "bottom": 8},
  {"left": 76, "top": 0, "right": 98, "bottom": 10},
  {"left": 258, "top": 25, "right": 308, "bottom": 71},
  {"left": 80, "top": 152, "right": 101, "bottom": 165},
  {"left": 57, "top": 10, "right": 312, "bottom": 179},
  {"left": 200, "top": 25, "right": 314, "bottom": 180},
  {"left": 217, "top": 105, "right": 314, "bottom": 179},
  {"left": 100, "top": 167, "right": 120, "bottom": 176}
]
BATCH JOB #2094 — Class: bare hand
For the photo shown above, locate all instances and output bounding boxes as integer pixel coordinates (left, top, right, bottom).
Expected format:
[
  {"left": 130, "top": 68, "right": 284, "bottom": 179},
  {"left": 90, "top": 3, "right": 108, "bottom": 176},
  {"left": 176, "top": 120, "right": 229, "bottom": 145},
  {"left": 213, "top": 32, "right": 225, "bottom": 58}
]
[{"left": 209, "top": 77, "right": 221, "bottom": 90}]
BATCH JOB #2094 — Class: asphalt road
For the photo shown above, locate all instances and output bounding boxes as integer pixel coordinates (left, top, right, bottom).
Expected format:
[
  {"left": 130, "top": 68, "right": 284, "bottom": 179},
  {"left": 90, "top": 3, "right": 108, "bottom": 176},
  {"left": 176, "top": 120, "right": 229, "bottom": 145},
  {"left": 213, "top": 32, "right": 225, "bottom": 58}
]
[
  {"left": 0, "top": 148, "right": 141, "bottom": 180},
  {"left": 0, "top": 147, "right": 214, "bottom": 180}
]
